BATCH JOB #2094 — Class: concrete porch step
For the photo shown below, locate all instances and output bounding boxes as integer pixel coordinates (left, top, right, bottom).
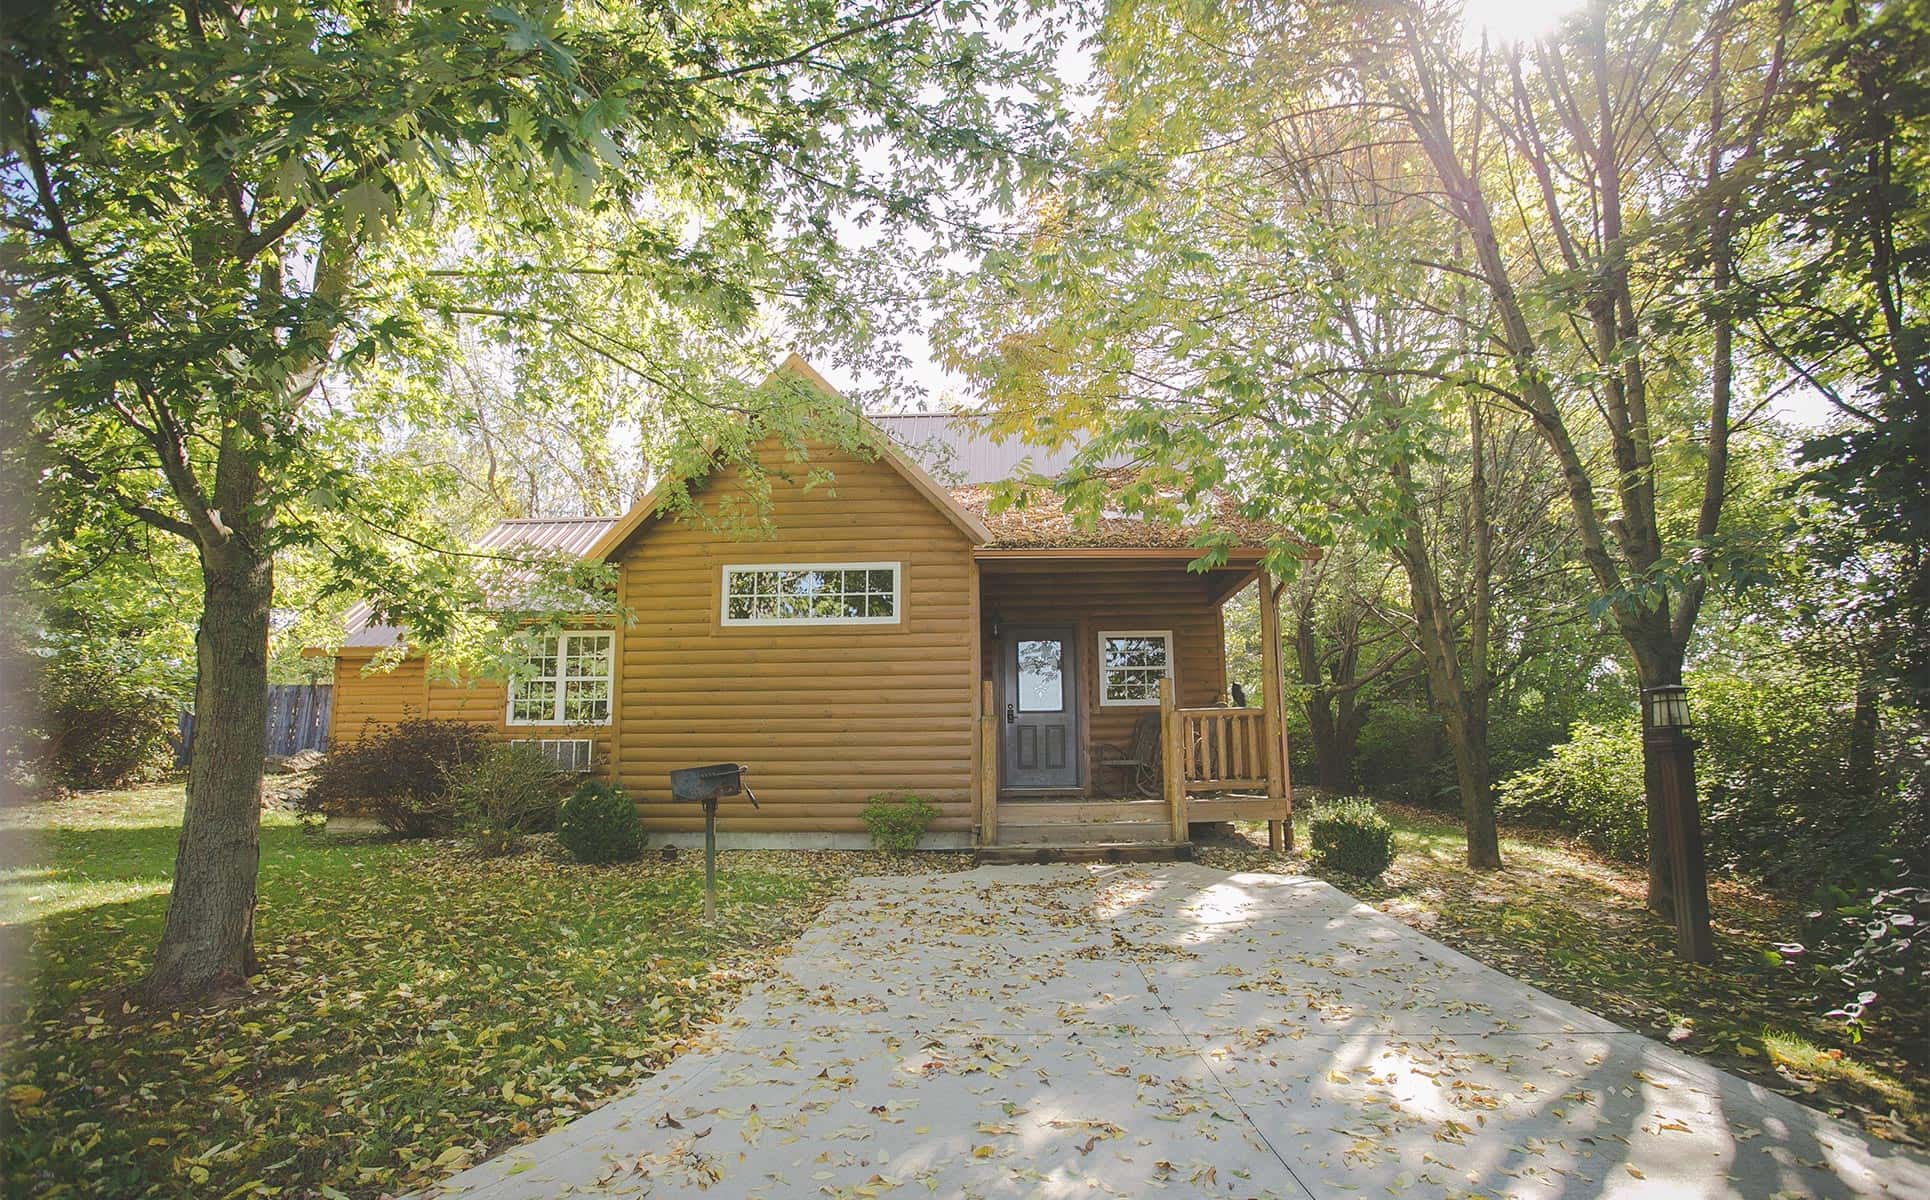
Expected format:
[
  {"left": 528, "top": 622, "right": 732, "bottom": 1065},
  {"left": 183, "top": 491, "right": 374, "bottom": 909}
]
[{"left": 975, "top": 841, "right": 1194, "bottom": 865}]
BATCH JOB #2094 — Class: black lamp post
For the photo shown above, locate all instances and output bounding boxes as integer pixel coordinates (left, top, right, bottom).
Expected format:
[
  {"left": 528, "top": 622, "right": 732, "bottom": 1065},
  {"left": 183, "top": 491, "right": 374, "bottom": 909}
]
[{"left": 1642, "top": 684, "right": 1714, "bottom": 963}]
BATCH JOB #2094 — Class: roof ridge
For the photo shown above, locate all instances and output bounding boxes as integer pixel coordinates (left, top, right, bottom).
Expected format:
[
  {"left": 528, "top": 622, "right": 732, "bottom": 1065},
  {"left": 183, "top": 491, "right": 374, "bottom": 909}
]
[
  {"left": 495, "top": 514, "right": 622, "bottom": 524},
  {"left": 863, "top": 409, "right": 987, "bottom": 419}
]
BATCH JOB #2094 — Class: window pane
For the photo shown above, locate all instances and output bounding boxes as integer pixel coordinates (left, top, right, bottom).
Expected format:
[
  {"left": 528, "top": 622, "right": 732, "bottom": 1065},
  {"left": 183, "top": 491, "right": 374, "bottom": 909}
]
[
  {"left": 723, "top": 565, "right": 897, "bottom": 622},
  {"left": 512, "top": 681, "right": 556, "bottom": 723},
  {"left": 520, "top": 633, "right": 559, "bottom": 681},
  {"left": 1101, "top": 635, "right": 1168, "bottom": 703},
  {"left": 1104, "top": 636, "right": 1168, "bottom": 669},
  {"left": 563, "top": 680, "right": 609, "bottom": 723},
  {"left": 1109, "top": 669, "right": 1159, "bottom": 701},
  {"left": 565, "top": 636, "right": 610, "bottom": 677},
  {"left": 1016, "top": 639, "right": 1065, "bottom": 712}
]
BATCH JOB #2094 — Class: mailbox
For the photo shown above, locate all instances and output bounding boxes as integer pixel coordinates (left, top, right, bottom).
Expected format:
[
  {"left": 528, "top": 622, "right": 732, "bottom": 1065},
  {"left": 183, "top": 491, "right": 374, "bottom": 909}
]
[
  {"left": 670, "top": 763, "right": 757, "bottom": 923},
  {"left": 670, "top": 763, "right": 757, "bottom": 806}
]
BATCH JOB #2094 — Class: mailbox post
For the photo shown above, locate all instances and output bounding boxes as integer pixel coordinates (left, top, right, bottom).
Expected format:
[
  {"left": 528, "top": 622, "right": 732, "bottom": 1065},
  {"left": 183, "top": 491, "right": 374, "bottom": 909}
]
[{"left": 669, "top": 764, "right": 758, "bottom": 923}]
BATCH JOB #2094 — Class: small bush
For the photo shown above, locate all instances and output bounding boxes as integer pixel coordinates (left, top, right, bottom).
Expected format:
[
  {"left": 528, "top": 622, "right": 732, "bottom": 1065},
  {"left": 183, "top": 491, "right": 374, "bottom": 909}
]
[
  {"left": 862, "top": 792, "right": 937, "bottom": 853},
  {"left": 41, "top": 662, "right": 175, "bottom": 790},
  {"left": 447, "top": 743, "right": 566, "bottom": 855},
  {"left": 299, "top": 717, "right": 487, "bottom": 836},
  {"left": 557, "top": 780, "right": 648, "bottom": 864},
  {"left": 1308, "top": 796, "right": 1397, "bottom": 881}
]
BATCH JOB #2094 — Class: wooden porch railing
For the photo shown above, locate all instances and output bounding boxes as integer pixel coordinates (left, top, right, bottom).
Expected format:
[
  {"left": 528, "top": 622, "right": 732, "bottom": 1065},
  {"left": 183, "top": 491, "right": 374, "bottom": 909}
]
[
  {"left": 1159, "top": 676, "right": 1290, "bottom": 841},
  {"left": 1176, "top": 706, "right": 1270, "bottom": 794}
]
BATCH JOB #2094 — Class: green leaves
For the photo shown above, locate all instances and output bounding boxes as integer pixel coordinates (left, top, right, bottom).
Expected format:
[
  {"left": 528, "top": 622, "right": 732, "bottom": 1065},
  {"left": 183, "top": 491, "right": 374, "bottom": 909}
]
[{"left": 9, "top": 0, "right": 1075, "bottom": 660}]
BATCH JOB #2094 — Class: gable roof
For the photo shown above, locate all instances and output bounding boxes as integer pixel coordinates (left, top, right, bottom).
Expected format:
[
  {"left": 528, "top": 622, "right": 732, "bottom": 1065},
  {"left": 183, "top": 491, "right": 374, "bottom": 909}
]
[
  {"left": 582, "top": 354, "right": 992, "bottom": 561},
  {"left": 338, "top": 516, "right": 621, "bottom": 650}
]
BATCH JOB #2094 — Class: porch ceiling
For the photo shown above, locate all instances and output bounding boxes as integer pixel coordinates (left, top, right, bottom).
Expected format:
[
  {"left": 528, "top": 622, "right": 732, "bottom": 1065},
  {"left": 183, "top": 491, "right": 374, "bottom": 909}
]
[{"left": 976, "top": 549, "right": 1261, "bottom": 604}]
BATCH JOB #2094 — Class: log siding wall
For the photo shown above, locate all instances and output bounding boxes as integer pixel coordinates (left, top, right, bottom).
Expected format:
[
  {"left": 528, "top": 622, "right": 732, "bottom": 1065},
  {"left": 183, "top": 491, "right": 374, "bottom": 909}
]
[{"left": 610, "top": 442, "right": 979, "bottom": 834}]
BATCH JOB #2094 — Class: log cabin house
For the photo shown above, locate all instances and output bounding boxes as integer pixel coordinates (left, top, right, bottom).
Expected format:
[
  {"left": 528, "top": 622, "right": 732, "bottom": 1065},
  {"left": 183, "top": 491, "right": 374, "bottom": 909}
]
[{"left": 320, "top": 357, "right": 1298, "bottom": 858}]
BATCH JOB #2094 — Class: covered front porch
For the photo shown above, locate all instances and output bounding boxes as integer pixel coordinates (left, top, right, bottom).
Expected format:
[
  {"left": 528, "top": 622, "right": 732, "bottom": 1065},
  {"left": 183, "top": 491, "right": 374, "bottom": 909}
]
[{"left": 968, "top": 549, "right": 1293, "bottom": 855}]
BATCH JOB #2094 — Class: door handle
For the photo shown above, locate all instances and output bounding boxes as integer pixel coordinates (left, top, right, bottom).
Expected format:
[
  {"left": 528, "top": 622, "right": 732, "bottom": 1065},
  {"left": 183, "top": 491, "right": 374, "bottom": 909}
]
[{"left": 1005, "top": 703, "right": 1016, "bottom": 724}]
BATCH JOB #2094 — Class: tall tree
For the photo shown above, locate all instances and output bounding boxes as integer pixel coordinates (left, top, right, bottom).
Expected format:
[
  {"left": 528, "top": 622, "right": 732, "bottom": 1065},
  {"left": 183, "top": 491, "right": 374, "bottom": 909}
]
[{"left": 3, "top": 0, "right": 1065, "bottom": 1002}]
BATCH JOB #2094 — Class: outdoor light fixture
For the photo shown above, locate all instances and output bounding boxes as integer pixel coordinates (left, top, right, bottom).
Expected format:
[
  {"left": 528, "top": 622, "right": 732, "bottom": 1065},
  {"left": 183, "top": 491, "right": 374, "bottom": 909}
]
[
  {"left": 988, "top": 609, "right": 1003, "bottom": 639},
  {"left": 1642, "top": 684, "right": 1692, "bottom": 730}
]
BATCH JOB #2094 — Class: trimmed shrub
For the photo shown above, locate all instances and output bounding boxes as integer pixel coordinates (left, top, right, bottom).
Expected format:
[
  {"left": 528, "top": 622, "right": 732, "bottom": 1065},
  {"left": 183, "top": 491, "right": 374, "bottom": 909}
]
[
  {"left": 299, "top": 717, "right": 487, "bottom": 836},
  {"left": 1308, "top": 796, "right": 1397, "bottom": 881},
  {"left": 557, "top": 780, "right": 648, "bottom": 864},
  {"left": 447, "top": 743, "right": 567, "bottom": 855},
  {"left": 41, "top": 662, "right": 175, "bottom": 790},
  {"left": 862, "top": 792, "right": 937, "bottom": 853}
]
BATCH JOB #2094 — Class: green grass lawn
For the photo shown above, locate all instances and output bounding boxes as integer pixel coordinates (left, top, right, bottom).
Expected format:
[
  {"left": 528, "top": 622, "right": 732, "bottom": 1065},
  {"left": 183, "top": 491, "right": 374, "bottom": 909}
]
[
  {"left": 1201, "top": 804, "right": 1927, "bottom": 1147},
  {"left": 0, "top": 786, "right": 940, "bottom": 1199}
]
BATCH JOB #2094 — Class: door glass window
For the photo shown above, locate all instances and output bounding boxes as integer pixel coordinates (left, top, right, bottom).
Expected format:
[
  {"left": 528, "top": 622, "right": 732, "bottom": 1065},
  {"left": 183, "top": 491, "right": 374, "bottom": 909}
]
[{"left": 1016, "top": 639, "right": 1065, "bottom": 712}]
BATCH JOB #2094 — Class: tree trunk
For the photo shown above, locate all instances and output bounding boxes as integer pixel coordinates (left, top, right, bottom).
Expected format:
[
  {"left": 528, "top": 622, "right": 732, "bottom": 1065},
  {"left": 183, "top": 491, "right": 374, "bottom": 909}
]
[
  {"left": 1444, "top": 706, "right": 1497, "bottom": 865},
  {"left": 1387, "top": 447, "right": 1502, "bottom": 869},
  {"left": 1849, "top": 672, "right": 1880, "bottom": 792},
  {"left": 1305, "top": 692, "right": 1367, "bottom": 793},
  {"left": 140, "top": 541, "right": 272, "bottom": 1005},
  {"left": 1629, "top": 628, "right": 1687, "bottom": 919},
  {"left": 1295, "top": 602, "right": 1373, "bottom": 794},
  {"left": 1462, "top": 398, "right": 1500, "bottom": 868}
]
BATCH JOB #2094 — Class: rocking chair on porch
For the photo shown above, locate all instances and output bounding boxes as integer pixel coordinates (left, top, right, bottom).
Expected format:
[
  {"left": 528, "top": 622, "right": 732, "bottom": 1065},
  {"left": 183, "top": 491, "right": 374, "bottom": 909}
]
[{"left": 1096, "top": 713, "right": 1163, "bottom": 798}]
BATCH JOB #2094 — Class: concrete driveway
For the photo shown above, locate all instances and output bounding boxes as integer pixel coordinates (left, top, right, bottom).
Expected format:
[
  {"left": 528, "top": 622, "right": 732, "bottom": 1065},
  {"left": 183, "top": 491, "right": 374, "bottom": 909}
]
[{"left": 427, "top": 864, "right": 1928, "bottom": 1199}]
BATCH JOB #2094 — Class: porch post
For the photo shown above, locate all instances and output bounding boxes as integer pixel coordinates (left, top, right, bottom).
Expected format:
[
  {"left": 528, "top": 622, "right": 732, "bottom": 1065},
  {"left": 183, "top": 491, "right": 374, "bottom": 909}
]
[
  {"left": 1159, "top": 677, "right": 1187, "bottom": 842},
  {"left": 978, "top": 679, "right": 998, "bottom": 846},
  {"left": 1259, "top": 570, "right": 1291, "bottom": 852}
]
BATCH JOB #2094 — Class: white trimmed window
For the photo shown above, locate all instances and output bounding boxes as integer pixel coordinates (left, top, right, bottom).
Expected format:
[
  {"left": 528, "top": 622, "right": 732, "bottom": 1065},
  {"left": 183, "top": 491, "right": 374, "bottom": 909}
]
[
  {"left": 722, "top": 562, "right": 900, "bottom": 626},
  {"left": 1098, "top": 630, "right": 1174, "bottom": 706},
  {"left": 507, "top": 631, "right": 613, "bottom": 725}
]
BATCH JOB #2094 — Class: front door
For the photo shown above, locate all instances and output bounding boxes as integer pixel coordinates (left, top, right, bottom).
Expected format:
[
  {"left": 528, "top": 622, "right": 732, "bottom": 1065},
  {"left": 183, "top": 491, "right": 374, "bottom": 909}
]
[{"left": 1000, "top": 625, "right": 1081, "bottom": 791}]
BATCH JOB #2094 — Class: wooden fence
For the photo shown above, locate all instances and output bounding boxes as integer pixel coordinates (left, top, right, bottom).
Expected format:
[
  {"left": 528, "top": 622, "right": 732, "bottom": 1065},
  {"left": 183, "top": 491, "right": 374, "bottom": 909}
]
[{"left": 176, "top": 683, "right": 332, "bottom": 764}]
